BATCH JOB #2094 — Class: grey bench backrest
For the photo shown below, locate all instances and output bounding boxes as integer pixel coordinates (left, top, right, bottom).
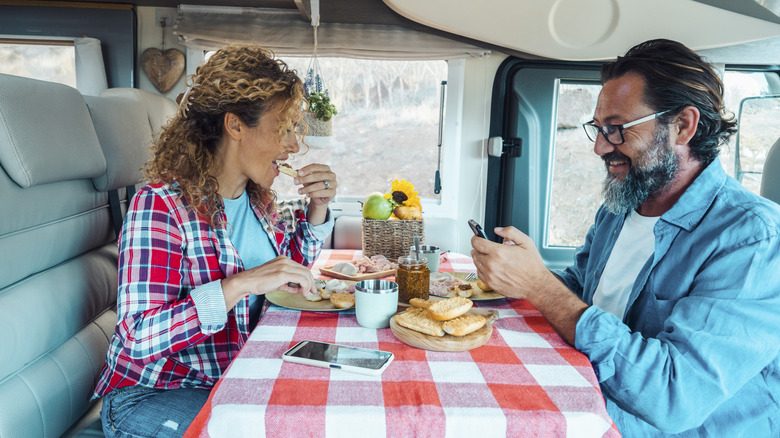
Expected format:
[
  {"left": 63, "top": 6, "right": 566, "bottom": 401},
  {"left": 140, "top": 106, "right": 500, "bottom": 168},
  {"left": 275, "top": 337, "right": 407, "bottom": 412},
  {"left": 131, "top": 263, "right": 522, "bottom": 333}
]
[{"left": 0, "top": 73, "right": 176, "bottom": 437}]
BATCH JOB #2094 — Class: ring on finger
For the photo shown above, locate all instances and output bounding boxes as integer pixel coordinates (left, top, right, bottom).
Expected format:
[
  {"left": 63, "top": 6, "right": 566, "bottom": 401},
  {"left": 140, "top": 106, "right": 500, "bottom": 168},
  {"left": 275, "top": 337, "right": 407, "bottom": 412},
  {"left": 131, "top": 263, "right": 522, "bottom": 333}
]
[{"left": 323, "top": 180, "right": 330, "bottom": 189}]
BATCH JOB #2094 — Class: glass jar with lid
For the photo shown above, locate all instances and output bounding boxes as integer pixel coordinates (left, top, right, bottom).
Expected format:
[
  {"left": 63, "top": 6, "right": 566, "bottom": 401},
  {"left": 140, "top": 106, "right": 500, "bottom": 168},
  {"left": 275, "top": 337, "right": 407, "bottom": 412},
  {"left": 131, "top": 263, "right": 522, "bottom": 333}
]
[{"left": 396, "top": 255, "right": 430, "bottom": 303}]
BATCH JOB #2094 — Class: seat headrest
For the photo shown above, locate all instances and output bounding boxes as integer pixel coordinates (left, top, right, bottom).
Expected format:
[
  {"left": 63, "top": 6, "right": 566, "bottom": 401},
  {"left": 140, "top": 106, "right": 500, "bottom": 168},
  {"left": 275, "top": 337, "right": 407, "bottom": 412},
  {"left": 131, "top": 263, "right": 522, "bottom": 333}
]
[
  {"left": 0, "top": 74, "right": 106, "bottom": 188},
  {"left": 100, "top": 88, "right": 178, "bottom": 133},
  {"left": 85, "top": 95, "right": 153, "bottom": 192}
]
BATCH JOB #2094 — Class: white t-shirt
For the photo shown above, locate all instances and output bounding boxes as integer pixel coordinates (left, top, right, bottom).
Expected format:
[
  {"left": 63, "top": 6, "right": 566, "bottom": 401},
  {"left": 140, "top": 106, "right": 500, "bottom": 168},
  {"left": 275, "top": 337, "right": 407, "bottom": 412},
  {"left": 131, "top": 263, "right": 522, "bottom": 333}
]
[{"left": 592, "top": 210, "right": 659, "bottom": 320}]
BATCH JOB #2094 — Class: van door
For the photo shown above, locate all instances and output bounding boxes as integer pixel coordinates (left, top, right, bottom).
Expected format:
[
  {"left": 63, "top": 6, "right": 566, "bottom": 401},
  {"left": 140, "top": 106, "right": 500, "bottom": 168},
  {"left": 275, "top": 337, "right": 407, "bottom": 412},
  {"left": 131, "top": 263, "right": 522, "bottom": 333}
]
[{"left": 487, "top": 60, "right": 601, "bottom": 270}]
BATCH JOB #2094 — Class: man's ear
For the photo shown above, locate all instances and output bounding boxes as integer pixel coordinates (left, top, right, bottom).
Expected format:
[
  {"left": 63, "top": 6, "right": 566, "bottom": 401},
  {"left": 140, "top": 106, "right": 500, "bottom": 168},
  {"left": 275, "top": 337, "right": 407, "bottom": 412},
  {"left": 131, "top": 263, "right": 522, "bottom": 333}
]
[
  {"left": 224, "top": 113, "right": 243, "bottom": 141},
  {"left": 674, "top": 105, "right": 700, "bottom": 146}
]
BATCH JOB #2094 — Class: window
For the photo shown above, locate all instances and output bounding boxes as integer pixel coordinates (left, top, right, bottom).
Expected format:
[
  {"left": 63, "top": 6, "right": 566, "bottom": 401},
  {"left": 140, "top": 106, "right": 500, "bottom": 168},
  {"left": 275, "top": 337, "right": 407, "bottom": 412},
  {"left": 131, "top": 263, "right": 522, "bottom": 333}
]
[
  {"left": 271, "top": 57, "right": 448, "bottom": 204},
  {"left": 0, "top": 40, "right": 76, "bottom": 87},
  {"left": 548, "top": 81, "right": 602, "bottom": 248},
  {"left": 719, "top": 71, "right": 780, "bottom": 194}
]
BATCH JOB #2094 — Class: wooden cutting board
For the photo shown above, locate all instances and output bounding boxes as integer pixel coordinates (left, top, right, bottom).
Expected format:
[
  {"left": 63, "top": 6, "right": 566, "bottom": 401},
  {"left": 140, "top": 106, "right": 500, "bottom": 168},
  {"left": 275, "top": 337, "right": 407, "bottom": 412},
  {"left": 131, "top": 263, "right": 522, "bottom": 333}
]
[
  {"left": 389, "top": 308, "right": 498, "bottom": 351},
  {"left": 319, "top": 266, "right": 395, "bottom": 281}
]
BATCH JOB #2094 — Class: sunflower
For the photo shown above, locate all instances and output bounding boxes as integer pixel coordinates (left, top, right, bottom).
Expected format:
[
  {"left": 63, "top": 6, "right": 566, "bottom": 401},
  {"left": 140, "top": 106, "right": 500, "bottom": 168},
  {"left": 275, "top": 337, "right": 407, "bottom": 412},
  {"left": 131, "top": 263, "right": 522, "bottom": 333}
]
[{"left": 384, "top": 179, "right": 421, "bottom": 210}]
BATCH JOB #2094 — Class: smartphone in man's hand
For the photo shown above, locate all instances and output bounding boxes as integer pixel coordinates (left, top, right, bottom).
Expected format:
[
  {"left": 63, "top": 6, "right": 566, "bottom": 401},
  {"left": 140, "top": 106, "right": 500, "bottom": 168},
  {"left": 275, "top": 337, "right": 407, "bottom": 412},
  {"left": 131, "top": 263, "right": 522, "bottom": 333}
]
[{"left": 468, "top": 219, "right": 489, "bottom": 240}]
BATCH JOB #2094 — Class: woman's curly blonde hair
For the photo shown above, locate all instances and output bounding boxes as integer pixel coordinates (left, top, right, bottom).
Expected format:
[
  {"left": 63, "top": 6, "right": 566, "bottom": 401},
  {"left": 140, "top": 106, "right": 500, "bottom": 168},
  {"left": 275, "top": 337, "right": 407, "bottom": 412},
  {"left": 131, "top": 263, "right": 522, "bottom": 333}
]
[{"left": 145, "top": 45, "right": 307, "bottom": 228}]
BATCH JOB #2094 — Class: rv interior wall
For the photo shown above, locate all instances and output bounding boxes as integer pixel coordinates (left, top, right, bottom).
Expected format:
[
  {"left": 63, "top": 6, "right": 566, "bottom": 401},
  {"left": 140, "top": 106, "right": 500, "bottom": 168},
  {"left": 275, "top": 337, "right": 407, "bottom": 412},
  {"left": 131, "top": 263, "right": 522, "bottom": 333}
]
[{"left": 137, "top": 6, "right": 186, "bottom": 101}]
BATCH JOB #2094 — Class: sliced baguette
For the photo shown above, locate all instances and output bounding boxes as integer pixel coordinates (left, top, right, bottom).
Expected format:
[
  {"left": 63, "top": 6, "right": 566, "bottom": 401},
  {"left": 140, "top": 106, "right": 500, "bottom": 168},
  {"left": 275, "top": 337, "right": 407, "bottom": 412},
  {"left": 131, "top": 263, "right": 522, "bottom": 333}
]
[
  {"left": 395, "top": 308, "right": 445, "bottom": 337},
  {"left": 277, "top": 162, "right": 297, "bottom": 177},
  {"left": 455, "top": 283, "right": 474, "bottom": 298},
  {"left": 442, "top": 314, "right": 486, "bottom": 337},
  {"left": 476, "top": 280, "right": 492, "bottom": 292},
  {"left": 409, "top": 298, "right": 433, "bottom": 309},
  {"left": 427, "top": 296, "right": 473, "bottom": 321},
  {"left": 330, "top": 292, "right": 355, "bottom": 309}
]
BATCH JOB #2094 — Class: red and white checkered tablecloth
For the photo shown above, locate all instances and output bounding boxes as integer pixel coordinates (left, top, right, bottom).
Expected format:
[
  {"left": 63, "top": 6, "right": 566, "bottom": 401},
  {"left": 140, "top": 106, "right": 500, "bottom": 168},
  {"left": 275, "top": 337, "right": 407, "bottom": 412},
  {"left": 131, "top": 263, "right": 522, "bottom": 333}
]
[{"left": 185, "top": 250, "right": 620, "bottom": 438}]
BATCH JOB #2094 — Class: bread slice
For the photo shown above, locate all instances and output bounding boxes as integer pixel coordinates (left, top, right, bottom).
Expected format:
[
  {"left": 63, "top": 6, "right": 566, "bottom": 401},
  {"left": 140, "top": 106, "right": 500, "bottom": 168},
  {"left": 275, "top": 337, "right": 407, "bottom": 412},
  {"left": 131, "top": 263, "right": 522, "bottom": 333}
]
[
  {"left": 476, "top": 280, "right": 492, "bottom": 292},
  {"left": 395, "top": 308, "right": 445, "bottom": 337},
  {"left": 427, "top": 296, "right": 473, "bottom": 321},
  {"left": 303, "top": 289, "right": 323, "bottom": 302},
  {"left": 277, "top": 162, "right": 297, "bottom": 177},
  {"left": 330, "top": 292, "right": 355, "bottom": 309},
  {"left": 442, "top": 314, "right": 486, "bottom": 336},
  {"left": 454, "top": 283, "right": 474, "bottom": 298},
  {"left": 409, "top": 298, "right": 433, "bottom": 309}
]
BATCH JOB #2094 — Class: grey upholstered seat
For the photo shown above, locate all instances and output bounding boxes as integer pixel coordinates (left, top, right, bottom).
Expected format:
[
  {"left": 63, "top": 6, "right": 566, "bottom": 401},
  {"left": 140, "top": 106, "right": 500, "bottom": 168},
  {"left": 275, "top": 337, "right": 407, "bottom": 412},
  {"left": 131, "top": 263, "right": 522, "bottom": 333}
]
[{"left": 0, "top": 74, "right": 175, "bottom": 438}]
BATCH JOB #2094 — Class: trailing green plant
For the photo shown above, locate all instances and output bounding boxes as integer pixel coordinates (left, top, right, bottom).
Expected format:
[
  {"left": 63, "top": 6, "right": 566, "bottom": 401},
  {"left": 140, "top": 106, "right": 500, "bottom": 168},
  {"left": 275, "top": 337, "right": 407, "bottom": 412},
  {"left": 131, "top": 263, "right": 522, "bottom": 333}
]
[{"left": 307, "top": 92, "right": 338, "bottom": 121}]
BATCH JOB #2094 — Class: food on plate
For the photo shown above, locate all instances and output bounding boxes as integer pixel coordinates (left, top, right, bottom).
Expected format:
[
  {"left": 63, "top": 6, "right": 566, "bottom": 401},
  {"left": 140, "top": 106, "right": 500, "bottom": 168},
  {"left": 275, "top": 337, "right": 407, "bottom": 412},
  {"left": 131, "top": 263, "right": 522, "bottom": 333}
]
[
  {"left": 409, "top": 297, "right": 433, "bottom": 309},
  {"left": 442, "top": 314, "right": 486, "bottom": 337},
  {"left": 303, "top": 289, "right": 323, "bottom": 302},
  {"left": 332, "top": 261, "right": 359, "bottom": 277},
  {"left": 427, "top": 296, "right": 473, "bottom": 321},
  {"left": 318, "top": 279, "right": 349, "bottom": 299},
  {"left": 352, "top": 255, "right": 398, "bottom": 273},
  {"left": 277, "top": 162, "right": 297, "bottom": 177},
  {"left": 455, "top": 283, "right": 474, "bottom": 298},
  {"left": 330, "top": 292, "right": 355, "bottom": 309},
  {"left": 430, "top": 272, "right": 453, "bottom": 281},
  {"left": 430, "top": 276, "right": 471, "bottom": 297},
  {"left": 323, "top": 279, "right": 348, "bottom": 292},
  {"left": 476, "top": 280, "right": 492, "bottom": 292},
  {"left": 362, "top": 192, "right": 394, "bottom": 220},
  {"left": 395, "top": 307, "right": 445, "bottom": 337}
]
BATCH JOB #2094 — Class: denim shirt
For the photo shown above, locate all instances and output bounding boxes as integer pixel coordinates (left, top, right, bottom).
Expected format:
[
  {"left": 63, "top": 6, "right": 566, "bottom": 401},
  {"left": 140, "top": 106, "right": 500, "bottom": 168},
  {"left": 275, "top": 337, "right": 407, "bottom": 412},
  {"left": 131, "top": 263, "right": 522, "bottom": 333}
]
[{"left": 557, "top": 158, "right": 780, "bottom": 436}]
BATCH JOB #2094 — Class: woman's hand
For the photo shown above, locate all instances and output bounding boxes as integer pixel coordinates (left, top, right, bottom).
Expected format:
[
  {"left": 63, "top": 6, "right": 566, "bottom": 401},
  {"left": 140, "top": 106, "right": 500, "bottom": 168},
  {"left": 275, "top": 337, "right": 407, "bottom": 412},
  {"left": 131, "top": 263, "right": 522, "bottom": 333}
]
[
  {"left": 294, "top": 163, "right": 337, "bottom": 225},
  {"left": 221, "top": 255, "right": 317, "bottom": 310}
]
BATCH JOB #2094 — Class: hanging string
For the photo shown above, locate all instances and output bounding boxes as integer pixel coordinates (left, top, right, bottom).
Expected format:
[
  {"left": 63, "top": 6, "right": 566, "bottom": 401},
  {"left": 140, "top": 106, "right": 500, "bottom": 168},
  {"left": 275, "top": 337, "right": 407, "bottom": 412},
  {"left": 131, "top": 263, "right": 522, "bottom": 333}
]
[
  {"left": 305, "top": 24, "right": 326, "bottom": 96},
  {"left": 160, "top": 17, "right": 167, "bottom": 51}
]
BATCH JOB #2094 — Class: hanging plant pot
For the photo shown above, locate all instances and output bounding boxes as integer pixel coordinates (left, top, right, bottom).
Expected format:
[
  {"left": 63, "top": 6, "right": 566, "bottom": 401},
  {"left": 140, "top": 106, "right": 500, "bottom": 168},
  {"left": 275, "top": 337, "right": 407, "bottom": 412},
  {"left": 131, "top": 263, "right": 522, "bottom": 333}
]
[{"left": 303, "top": 111, "right": 332, "bottom": 137}]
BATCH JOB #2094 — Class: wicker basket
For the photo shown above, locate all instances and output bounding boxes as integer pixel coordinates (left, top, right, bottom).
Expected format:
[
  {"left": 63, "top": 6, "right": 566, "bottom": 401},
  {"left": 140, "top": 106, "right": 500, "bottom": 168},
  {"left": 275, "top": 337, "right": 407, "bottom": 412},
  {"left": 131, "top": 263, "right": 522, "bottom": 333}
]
[{"left": 362, "top": 219, "right": 425, "bottom": 262}]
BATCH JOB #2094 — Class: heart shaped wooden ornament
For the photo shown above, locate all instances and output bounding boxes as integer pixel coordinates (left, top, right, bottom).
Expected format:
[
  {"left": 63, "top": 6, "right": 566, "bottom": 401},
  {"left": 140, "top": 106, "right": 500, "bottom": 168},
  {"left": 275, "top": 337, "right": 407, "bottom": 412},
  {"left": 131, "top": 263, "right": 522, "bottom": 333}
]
[{"left": 141, "top": 48, "right": 185, "bottom": 93}]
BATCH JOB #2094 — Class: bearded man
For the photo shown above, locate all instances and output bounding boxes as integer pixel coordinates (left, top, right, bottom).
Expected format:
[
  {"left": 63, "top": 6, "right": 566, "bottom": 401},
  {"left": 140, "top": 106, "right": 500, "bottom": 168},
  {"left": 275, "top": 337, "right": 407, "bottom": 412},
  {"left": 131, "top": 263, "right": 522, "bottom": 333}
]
[{"left": 471, "top": 39, "right": 780, "bottom": 436}]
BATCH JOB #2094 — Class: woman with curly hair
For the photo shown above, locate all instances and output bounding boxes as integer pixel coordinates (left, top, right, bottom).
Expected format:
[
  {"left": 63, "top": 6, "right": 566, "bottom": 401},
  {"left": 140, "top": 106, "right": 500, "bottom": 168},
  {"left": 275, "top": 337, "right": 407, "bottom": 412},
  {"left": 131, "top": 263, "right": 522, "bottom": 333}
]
[{"left": 93, "top": 45, "right": 337, "bottom": 437}]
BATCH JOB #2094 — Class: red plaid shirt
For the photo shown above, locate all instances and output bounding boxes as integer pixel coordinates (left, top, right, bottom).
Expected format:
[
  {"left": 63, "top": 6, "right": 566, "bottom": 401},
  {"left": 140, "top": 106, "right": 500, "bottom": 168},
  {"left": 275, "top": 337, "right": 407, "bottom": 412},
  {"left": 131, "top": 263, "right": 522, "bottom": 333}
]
[{"left": 93, "top": 182, "right": 324, "bottom": 397}]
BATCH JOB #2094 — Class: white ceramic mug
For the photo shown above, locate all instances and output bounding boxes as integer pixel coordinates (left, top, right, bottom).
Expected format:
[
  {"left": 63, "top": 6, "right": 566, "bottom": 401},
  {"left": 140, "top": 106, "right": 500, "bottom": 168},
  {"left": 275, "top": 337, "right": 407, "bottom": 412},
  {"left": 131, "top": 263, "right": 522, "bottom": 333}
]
[
  {"left": 409, "top": 245, "right": 440, "bottom": 273},
  {"left": 355, "top": 280, "right": 399, "bottom": 329}
]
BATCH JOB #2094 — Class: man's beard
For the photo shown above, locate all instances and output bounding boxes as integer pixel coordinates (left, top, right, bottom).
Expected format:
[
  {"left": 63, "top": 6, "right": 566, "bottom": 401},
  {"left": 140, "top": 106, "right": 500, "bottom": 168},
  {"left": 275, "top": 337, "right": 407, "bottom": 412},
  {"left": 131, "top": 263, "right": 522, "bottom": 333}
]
[{"left": 602, "top": 124, "right": 679, "bottom": 214}]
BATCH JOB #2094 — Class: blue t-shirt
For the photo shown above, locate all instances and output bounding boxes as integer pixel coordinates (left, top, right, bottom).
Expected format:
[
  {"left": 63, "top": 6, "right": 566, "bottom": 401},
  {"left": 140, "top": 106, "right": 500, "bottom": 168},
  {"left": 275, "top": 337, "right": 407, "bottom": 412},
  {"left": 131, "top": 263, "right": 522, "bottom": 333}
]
[
  {"left": 222, "top": 191, "right": 334, "bottom": 327},
  {"left": 223, "top": 191, "right": 277, "bottom": 323}
]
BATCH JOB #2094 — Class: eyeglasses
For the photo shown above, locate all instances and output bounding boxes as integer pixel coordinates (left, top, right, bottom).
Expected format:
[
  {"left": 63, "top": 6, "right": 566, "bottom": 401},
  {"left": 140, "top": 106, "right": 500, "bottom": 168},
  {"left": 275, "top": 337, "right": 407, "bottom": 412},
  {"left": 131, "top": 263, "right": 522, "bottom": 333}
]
[{"left": 582, "top": 110, "right": 669, "bottom": 146}]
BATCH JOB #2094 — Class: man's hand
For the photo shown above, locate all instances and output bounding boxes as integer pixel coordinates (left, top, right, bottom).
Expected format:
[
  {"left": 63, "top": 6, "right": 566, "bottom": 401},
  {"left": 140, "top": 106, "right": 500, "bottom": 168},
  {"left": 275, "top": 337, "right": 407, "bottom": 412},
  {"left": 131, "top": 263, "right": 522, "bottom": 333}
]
[
  {"left": 470, "top": 226, "right": 588, "bottom": 346},
  {"left": 470, "top": 226, "right": 551, "bottom": 300}
]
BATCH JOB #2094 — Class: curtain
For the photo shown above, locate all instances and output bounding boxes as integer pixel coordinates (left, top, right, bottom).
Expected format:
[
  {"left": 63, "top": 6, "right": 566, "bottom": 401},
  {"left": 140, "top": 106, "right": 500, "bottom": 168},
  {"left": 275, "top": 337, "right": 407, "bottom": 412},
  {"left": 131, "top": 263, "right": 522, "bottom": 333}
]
[
  {"left": 74, "top": 37, "right": 108, "bottom": 96},
  {"left": 172, "top": 5, "right": 490, "bottom": 60}
]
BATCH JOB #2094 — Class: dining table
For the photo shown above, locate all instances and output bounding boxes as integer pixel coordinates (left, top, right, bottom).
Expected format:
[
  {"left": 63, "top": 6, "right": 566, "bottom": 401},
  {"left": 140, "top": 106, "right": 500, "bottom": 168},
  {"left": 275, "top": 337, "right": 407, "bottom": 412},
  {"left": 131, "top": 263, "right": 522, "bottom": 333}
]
[{"left": 185, "top": 249, "right": 620, "bottom": 438}]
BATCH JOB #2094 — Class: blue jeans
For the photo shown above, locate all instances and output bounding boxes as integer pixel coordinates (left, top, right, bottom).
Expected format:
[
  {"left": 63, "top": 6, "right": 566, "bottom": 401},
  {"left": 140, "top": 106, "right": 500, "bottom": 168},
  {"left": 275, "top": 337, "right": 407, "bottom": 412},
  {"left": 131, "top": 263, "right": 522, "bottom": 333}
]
[{"left": 100, "top": 385, "right": 211, "bottom": 437}]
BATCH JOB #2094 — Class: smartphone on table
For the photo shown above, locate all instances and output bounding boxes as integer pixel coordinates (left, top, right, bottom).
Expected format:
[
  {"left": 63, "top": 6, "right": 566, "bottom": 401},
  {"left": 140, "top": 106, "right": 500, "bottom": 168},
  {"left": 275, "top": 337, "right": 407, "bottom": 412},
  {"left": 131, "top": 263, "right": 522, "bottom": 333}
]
[
  {"left": 468, "top": 219, "right": 489, "bottom": 240},
  {"left": 282, "top": 340, "right": 394, "bottom": 376}
]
